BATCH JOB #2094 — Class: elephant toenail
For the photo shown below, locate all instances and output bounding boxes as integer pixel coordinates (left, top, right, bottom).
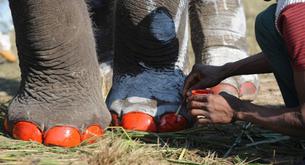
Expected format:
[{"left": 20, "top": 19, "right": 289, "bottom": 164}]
[
  {"left": 44, "top": 126, "right": 81, "bottom": 147},
  {"left": 12, "top": 121, "right": 43, "bottom": 143},
  {"left": 121, "top": 112, "right": 157, "bottom": 132},
  {"left": 158, "top": 113, "right": 188, "bottom": 132},
  {"left": 81, "top": 125, "right": 104, "bottom": 143}
]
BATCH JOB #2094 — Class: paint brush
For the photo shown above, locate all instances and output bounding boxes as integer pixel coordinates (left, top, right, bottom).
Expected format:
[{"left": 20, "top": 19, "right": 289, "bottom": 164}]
[{"left": 175, "top": 97, "right": 186, "bottom": 115}]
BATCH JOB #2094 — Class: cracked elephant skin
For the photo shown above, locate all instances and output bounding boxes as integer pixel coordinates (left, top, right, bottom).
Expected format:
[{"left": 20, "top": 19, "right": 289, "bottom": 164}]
[{"left": 5, "top": 0, "right": 256, "bottom": 147}]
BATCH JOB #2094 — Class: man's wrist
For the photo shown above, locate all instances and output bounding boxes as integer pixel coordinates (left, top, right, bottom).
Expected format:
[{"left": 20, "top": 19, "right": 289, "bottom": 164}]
[
  {"left": 235, "top": 101, "right": 253, "bottom": 121},
  {"left": 221, "top": 62, "right": 235, "bottom": 79},
  {"left": 230, "top": 99, "right": 251, "bottom": 122}
]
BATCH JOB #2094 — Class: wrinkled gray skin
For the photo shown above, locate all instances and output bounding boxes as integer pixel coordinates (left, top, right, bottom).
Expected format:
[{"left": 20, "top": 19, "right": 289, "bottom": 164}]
[
  {"left": 7, "top": 0, "right": 111, "bottom": 132},
  {"left": 7, "top": 0, "right": 248, "bottom": 132}
]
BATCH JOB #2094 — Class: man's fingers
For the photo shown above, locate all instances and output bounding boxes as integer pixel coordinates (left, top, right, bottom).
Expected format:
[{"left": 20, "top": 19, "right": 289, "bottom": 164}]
[
  {"left": 183, "top": 72, "right": 199, "bottom": 97},
  {"left": 197, "top": 118, "right": 211, "bottom": 126},
  {"left": 188, "top": 100, "right": 208, "bottom": 109},
  {"left": 189, "top": 81, "right": 207, "bottom": 92},
  {"left": 188, "top": 94, "right": 209, "bottom": 102}
]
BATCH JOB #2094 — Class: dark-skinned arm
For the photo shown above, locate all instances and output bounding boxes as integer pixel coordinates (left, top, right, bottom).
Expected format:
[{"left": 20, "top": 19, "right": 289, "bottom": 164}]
[
  {"left": 188, "top": 69, "right": 305, "bottom": 137},
  {"left": 223, "top": 52, "right": 273, "bottom": 77},
  {"left": 183, "top": 52, "right": 272, "bottom": 96},
  {"left": 235, "top": 99, "right": 305, "bottom": 137}
]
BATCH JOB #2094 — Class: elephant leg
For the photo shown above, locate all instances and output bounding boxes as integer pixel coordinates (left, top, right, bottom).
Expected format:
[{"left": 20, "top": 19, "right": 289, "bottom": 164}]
[
  {"left": 7, "top": 0, "right": 111, "bottom": 147},
  {"left": 90, "top": 0, "right": 115, "bottom": 99},
  {"left": 91, "top": 0, "right": 114, "bottom": 63},
  {"left": 189, "top": 0, "right": 259, "bottom": 100},
  {"left": 106, "top": 0, "right": 192, "bottom": 132}
]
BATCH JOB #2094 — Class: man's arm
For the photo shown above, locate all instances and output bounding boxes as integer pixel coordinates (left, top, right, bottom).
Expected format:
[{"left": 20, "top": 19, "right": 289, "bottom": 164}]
[
  {"left": 226, "top": 2, "right": 305, "bottom": 136},
  {"left": 188, "top": 93, "right": 305, "bottom": 137},
  {"left": 183, "top": 52, "right": 272, "bottom": 96},
  {"left": 185, "top": 53, "right": 305, "bottom": 137},
  {"left": 186, "top": 2, "right": 305, "bottom": 137},
  {"left": 223, "top": 52, "right": 273, "bottom": 77},
  {"left": 236, "top": 96, "right": 305, "bottom": 137}
]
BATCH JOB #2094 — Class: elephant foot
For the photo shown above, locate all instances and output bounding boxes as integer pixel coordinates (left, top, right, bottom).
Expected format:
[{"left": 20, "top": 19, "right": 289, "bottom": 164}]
[
  {"left": 9, "top": 122, "right": 103, "bottom": 147},
  {"left": 6, "top": 117, "right": 106, "bottom": 147},
  {"left": 6, "top": 93, "right": 111, "bottom": 147},
  {"left": 107, "top": 69, "right": 191, "bottom": 132},
  {"left": 7, "top": 0, "right": 111, "bottom": 147}
]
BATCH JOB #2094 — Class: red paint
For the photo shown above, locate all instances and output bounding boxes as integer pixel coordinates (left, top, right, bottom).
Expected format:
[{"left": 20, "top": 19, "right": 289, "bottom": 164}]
[
  {"left": 121, "top": 112, "right": 157, "bottom": 132},
  {"left": 82, "top": 125, "right": 104, "bottom": 143},
  {"left": 191, "top": 89, "right": 212, "bottom": 95},
  {"left": 110, "top": 112, "right": 120, "bottom": 126},
  {"left": 44, "top": 126, "right": 81, "bottom": 147},
  {"left": 158, "top": 113, "right": 188, "bottom": 132},
  {"left": 12, "top": 121, "right": 43, "bottom": 143}
]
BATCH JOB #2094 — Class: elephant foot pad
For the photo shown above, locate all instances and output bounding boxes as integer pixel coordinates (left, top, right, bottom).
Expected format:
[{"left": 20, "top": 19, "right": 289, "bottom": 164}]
[
  {"left": 111, "top": 111, "right": 188, "bottom": 133},
  {"left": 4, "top": 119, "right": 103, "bottom": 147}
]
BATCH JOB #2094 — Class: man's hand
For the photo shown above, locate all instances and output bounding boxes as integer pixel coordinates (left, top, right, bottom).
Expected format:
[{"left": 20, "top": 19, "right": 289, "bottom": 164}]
[
  {"left": 187, "top": 93, "right": 238, "bottom": 125},
  {"left": 183, "top": 64, "right": 227, "bottom": 97},
  {"left": 183, "top": 53, "right": 272, "bottom": 97}
]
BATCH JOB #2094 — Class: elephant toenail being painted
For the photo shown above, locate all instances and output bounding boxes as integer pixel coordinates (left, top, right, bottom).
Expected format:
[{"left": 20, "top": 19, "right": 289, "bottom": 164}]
[{"left": 5, "top": 0, "right": 259, "bottom": 147}]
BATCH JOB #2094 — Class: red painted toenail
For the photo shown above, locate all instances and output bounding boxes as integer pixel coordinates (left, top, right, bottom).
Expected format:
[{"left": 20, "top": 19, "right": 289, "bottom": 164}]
[
  {"left": 158, "top": 113, "right": 188, "bottom": 132},
  {"left": 3, "top": 118, "right": 8, "bottom": 132},
  {"left": 239, "top": 82, "right": 257, "bottom": 96},
  {"left": 81, "top": 125, "right": 104, "bottom": 143},
  {"left": 191, "top": 89, "right": 212, "bottom": 95},
  {"left": 211, "top": 83, "right": 238, "bottom": 96},
  {"left": 44, "top": 126, "right": 81, "bottom": 147},
  {"left": 111, "top": 112, "right": 120, "bottom": 126},
  {"left": 121, "top": 112, "right": 157, "bottom": 132},
  {"left": 12, "top": 122, "right": 43, "bottom": 143}
]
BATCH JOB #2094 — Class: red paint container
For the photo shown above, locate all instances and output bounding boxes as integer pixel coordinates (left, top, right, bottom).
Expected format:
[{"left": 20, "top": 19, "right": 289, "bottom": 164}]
[{"left": 191, "top": 89, "right": 212, "bottom": 95}]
